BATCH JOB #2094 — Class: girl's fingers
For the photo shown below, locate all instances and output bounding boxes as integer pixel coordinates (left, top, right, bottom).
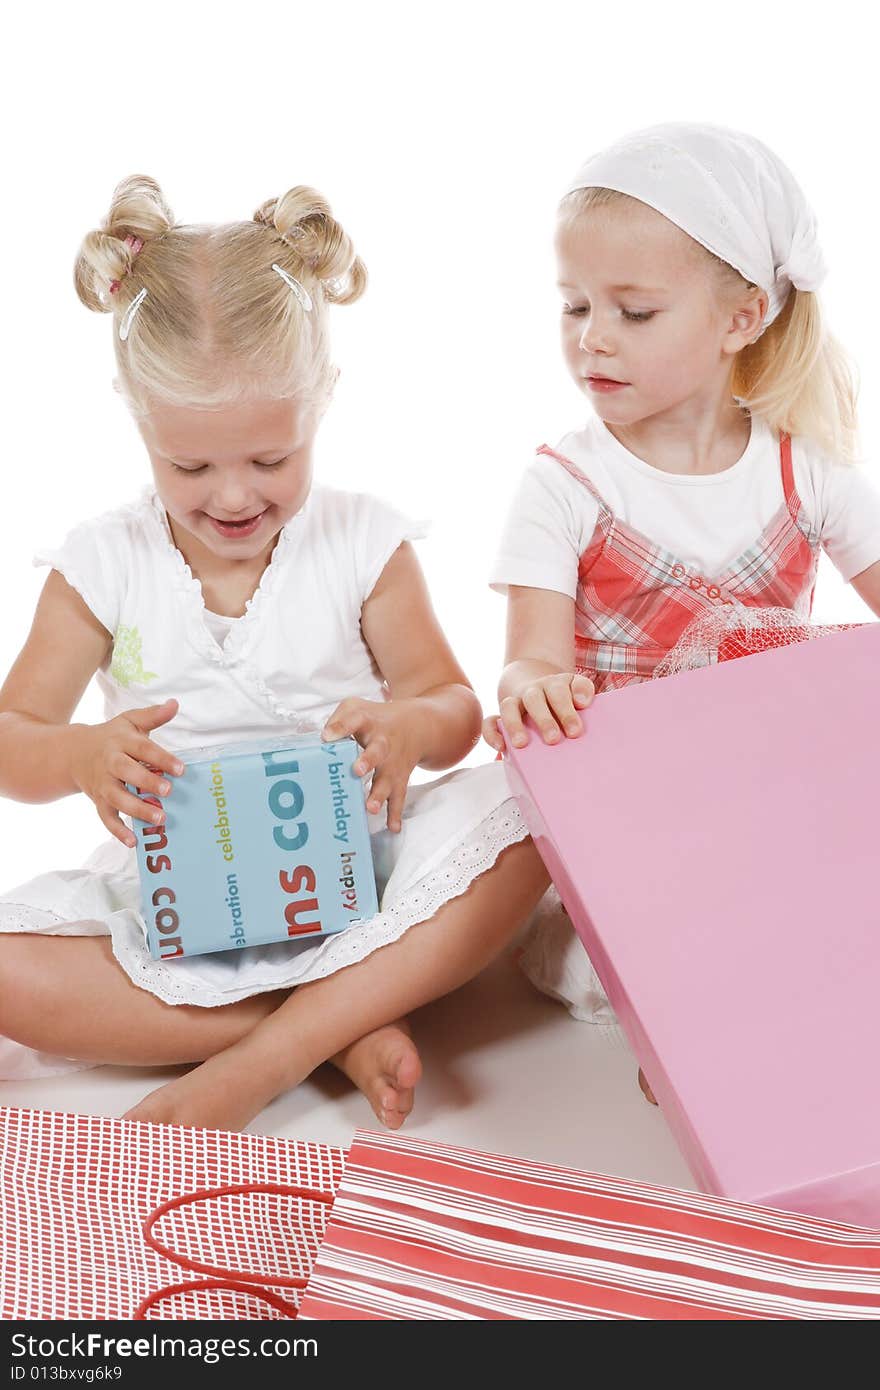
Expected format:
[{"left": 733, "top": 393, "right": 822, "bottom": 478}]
[
  {"left": 352, "top": 735, "right": 389, "bottom": 778},
  {"left": 322, "top": 699, "right": 368, "bottom": 743},
  {"left": 546, "top": 688, "right": 583, "bottom": 738},
  {"left": 386, "top": 781, "right": 407, "bottom": 834},
  {"left": 520, "top": 687, "right": 563, "bottom": 745},
  {"left": 481, "top": 715, "right": 504, "bottom": 751},
  {"left": 571, "top": 674, "right": 595, "bottom": 707},
  {"left": 127, "top": 699, "right": 179, "bottom": 734},
  {"left": 148, "top": 743, "right": 186, "bottom": 776},
  {"left": 136, "top": 738, "right": 185, "bottom": 776},
  {"left": 97, "top": 803, "right": 137, "bottom": 849},
  {"left": 109, "top": 786, "right": 167, "bottom": 826},
  {"left": 366, "top": 767, "right": 408, "bottom": 819},
  {"left": 122, "top": 756, "right": 173, "bottom": 799},
  {"left": 322, "top": 717, "right": 349, "bottom": 741},
  {"left": 365, "top": 776, "right": 389, "bottom": 815},
  {"left": 498, "top": 696, "right": 528, "bottom": 748}
]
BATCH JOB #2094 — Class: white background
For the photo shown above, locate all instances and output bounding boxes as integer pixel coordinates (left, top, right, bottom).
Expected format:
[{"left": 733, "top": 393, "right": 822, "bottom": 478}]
[{"left": 2, "top": 0, "right": 878, "bottom": 883}]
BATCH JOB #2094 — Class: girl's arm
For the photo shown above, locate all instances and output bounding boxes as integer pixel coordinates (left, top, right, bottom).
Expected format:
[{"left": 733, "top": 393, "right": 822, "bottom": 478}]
[
  {"left": 321, "top": 541, "right": 482, "bottom": 831},
  {"left": 848, "top": 558, "right": 880, "bottom": 616},
  {"left": 0, "top": 570, "right": 112, "bottom": 801},
  {"left": 483, "top": 585, "right": 594, "bottom": 749},
  {"left": 0, "top": 570, "right": 184, "bottom": 844},
  {"left": 328, "top": 536, "right": 481, "bottom": 772},
  {"left": 355, "top": 540, "right": 482, "bottom": 770},
  {"left": 497, "top": 585, "right": 578, "bottom": 703}
]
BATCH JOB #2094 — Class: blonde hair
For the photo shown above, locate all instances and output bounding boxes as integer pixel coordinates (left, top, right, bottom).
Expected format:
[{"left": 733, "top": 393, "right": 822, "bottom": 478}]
[
  {"left": 560, "top": 188, "right": 860, "bottom": 464},
  {"left": 73, "top": 175, "right": 367, "bottom": 418}
]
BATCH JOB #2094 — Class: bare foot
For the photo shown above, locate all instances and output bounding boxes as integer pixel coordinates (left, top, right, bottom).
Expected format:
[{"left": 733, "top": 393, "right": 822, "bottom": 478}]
[
  {"left": 123, "top": 1022, "right": 424, "bottom": 1133},
  {"left": 638, "top": 1067, "right": 658, "bottom": 1106},
  {"left": 331, "top": 1020, "right": 422, "bottom": 1130},
  {"left": 123, "top": 1050, "right": 276, "bottom": 1132}
]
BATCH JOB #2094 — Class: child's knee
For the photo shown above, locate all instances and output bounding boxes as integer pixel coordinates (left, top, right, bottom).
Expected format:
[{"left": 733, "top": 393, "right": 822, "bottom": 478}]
[{"left": 495, "top": 834, "right": 552, "bottom": 895}]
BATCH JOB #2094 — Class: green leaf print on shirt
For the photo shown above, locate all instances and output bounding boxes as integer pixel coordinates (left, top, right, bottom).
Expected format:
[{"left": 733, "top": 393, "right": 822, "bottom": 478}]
[{"left": 110, "top": 625, "right": 158, "bottom": 688}]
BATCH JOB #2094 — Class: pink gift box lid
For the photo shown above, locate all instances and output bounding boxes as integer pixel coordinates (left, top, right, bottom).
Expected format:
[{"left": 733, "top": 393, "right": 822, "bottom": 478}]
[{"left": 504, "top": 625, "right": 880, "bottom": 1225}]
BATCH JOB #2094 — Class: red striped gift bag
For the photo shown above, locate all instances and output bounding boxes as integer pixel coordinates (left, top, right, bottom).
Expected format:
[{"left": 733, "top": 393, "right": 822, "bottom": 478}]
[{"left": 298, "top": 1131, "right": 880, "bottom": 1320}]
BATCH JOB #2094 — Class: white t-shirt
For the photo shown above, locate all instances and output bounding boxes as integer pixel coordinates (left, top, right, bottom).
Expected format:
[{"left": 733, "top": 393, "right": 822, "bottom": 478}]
[
  {"left": 34, "top": 484, "right": 428, "bottom": 755},
  {"left": 489, "top": 414, "right": 880, "bottom": 598},
  {"left": 202, "top": 608, "right": 236, "bottom": 648}
]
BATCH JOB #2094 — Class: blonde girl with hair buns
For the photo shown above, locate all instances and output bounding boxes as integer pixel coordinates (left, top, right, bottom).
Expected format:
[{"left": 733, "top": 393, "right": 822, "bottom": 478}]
[
  {"left": 0, "top": 177, "right": 549, "bottom": 1131},
  {"left": 484, "top": 123, "right": 880, "bottom": 1060}
]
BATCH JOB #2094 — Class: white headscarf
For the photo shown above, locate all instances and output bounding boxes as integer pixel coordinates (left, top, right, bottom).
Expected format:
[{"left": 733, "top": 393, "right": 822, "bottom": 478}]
[{"left": 564, "top": 123, "right": 828, "bottom": 336}]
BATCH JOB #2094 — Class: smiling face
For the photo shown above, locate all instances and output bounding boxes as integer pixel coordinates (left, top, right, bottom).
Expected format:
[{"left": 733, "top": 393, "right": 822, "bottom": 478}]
[
  {"left": 555, "top": 198, "right": 763, "bottom": 428},
  {"left": 137, "top": 395, "right": 319, "bottom": 569}
]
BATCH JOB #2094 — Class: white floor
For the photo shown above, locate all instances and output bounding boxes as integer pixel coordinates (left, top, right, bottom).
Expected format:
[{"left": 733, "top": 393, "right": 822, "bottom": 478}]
[{"left": 0, "top": 947, "right": 695, "bottom": 1191}]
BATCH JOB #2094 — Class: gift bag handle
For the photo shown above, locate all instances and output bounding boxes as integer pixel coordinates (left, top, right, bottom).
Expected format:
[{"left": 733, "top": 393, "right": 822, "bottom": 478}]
[{"left": 133, "top": 1181, "right": 337, "bottom": 1320}]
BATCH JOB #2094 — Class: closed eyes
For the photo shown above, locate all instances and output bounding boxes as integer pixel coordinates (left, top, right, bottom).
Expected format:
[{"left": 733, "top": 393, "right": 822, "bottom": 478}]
[
  {"left": 170, "top": 459, "right": 287, "bottom": 474},
  {"left": 562, "top": 305, "right": 656, "bottom": 323}
]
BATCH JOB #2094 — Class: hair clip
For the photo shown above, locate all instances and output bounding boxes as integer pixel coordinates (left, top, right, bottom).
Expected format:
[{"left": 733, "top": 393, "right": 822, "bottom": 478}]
[
  {"left": 119, "top": 286, "right": 148, "bottom": 342},
  {"left": 271, "top": 263, "right": 313, "bottom": 312}
]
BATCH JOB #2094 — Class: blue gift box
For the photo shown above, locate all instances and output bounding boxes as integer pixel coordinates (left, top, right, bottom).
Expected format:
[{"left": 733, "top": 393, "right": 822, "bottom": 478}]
[{"left": 127, "top": 733, "right": 378, "bottom": 961}]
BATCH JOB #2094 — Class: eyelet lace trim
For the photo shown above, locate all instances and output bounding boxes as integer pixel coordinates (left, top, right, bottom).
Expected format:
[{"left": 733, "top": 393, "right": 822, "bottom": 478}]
[{"left": 109, "top": 802, "right": 532, "bottom": 1007}]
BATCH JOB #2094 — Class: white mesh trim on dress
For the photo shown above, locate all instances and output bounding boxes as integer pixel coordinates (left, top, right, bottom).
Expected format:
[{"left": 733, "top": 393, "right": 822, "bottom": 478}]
[{"left": 652, "top": 605, "right": 851, "bottom": 680}]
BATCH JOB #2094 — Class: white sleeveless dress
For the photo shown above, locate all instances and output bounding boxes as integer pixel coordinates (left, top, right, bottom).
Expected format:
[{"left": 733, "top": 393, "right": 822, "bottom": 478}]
[{"left": 0, "top": 484, "right": 527, "bottom": 1078}]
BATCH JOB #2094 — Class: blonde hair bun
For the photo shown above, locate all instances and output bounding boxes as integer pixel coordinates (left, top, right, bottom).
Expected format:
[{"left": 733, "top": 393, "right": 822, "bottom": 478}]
[
  {"left": 74, "top": 175, "right": 175, "bottom": 313},
  {"left": 253, "top": 186, "right": 366, "bottom": 304}
]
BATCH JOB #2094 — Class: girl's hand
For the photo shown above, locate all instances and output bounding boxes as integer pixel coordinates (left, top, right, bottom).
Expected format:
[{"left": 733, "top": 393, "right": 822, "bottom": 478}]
[
  {"left": 482, "top": 673, "right": 595, "bottom": 752},
  {"left": 321, "top": 697, "right": 425, "bottom": 833},
  {"left": 68, "top": 698, "right": 185, "bottom": 848}
]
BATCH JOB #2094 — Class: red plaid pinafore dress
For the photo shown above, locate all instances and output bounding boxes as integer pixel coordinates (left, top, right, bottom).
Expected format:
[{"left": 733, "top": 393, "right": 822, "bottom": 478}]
[{"left": 537, "top": 431, "right": 821, "bottom": 692}]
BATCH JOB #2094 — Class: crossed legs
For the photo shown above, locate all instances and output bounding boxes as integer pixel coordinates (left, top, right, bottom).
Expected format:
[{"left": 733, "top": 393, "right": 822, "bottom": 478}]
[{"left": 0, "top": 837, "right": 550, "bottom": 1130}]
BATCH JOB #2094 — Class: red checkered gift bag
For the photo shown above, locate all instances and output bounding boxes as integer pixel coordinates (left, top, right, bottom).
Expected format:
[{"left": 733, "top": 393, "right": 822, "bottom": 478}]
[{"left": 0, "top": 1106, "right": 344, "bottom": 1320}]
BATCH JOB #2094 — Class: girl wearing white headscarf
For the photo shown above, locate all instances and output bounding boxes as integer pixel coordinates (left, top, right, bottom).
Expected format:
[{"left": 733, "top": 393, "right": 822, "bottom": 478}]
[{"left": 484, "top": 123, "right": 880, "bottom": 1044}]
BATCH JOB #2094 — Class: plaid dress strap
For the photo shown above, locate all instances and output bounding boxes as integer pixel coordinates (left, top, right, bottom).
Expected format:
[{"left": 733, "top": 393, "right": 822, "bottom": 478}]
[
  {"left": 715, "top": 431, "right": 820, "bottom": 612},
  {"left": 537, "top": 431, "right": 820, "bottom": 693}
]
